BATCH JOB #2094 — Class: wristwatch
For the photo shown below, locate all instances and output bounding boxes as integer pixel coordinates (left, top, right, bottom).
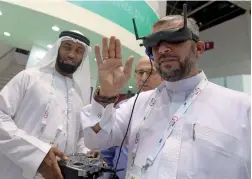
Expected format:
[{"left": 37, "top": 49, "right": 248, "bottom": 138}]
[{"left": 94, "top": 87, "right": 118, "bottom": 107}]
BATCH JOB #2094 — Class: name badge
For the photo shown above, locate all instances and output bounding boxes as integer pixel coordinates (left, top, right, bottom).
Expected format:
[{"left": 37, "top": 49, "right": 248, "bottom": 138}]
[
  {"left": 126, "top": 165, "right": 146, "bottom": 179},
  {"left": 126, "top": 171, "right": 141, "bottom": 179}
]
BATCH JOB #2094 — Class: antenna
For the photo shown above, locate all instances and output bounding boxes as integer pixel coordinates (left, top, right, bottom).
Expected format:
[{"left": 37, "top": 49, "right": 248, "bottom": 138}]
[
  {"left": 183, "top": 4, "right": 187, "bottom": 28},
  {"left": 132, "top": 18, "right": 145, "bottom": 40}
]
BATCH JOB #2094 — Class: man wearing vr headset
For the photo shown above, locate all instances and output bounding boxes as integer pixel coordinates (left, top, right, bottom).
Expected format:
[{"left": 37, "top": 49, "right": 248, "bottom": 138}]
[{"left": 80, "top": 14, "right": 250, "bottom": 179}]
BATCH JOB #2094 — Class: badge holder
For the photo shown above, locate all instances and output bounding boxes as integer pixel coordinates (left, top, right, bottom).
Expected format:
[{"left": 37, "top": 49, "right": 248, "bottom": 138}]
[{"left": 126, "top": 167, "right": 142, "bottom": 179}]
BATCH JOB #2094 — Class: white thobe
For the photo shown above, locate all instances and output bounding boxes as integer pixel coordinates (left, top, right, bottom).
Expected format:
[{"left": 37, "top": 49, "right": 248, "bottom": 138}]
[
  {"left": 0, "top": 68, "right": 88, "bottom": 179},
  {"left": 79, "top": 71, "right": 251, "bottom": 179}
]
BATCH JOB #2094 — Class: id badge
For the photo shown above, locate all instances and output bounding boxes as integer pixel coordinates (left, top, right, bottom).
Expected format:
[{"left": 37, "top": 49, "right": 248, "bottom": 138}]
[
  {"left": 126, "top": 166, "right": 144, "bottom": 179},
  {"left": 126, "top": 170, "right": 142, "bottom": 179}
]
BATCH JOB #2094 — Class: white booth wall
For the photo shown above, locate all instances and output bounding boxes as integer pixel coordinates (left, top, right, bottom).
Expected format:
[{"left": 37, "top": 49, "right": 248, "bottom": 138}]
[{"left": 199, "top": 12, "right": 251, "bottom": 94}]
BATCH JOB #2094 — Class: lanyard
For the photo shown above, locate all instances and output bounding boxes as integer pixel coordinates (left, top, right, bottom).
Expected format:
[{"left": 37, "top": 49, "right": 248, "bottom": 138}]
[
  {"left": 130, "top": 77, "right": 208, "bottom": 173},
  {"left": 38, "top": 70, "right": 73, "bottom": 143}
]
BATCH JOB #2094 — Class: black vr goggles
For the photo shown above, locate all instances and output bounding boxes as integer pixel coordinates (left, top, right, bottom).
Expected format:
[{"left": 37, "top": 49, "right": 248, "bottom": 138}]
[{"left": 132, "top": 4, "right": 199, "bottom": 60}]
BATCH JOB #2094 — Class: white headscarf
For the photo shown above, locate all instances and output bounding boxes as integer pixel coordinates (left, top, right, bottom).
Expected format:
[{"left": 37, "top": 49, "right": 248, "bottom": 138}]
[{"left": 33, "top": 32, "right": 92, "bottom": 106}]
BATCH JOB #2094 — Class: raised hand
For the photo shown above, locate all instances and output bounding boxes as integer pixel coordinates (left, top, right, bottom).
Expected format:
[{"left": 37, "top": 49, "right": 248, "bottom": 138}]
[{"left": 95, "top": 36, "right": 134, "bottom": 97}]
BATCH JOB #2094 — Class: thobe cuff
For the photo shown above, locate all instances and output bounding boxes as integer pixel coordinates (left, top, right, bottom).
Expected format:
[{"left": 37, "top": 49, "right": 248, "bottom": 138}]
[
  {"left": 81, "top": 99, "right": 114, "bottom": 132},
  {"left": 84, "top": 127, "right": 114, "bottom": 151},
  {"left": 99, "top": 104, "right": 115, "bottom": 133},
  {"left": 15, "top": 130, "right": 51, "bottom": 178},
  {"left": 22, "top": 143, "right": 51, "bottom": 178}
]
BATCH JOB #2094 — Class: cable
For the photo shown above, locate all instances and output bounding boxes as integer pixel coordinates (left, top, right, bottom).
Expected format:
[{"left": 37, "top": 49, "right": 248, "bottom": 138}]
[{"left": 111, "top": 58, "right": 154, "bottom": 178}]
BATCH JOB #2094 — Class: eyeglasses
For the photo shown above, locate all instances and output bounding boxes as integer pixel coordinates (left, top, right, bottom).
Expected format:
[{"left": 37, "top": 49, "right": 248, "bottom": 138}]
[{"left": 135, "top": 69, "right": 157, "bottom": 77}]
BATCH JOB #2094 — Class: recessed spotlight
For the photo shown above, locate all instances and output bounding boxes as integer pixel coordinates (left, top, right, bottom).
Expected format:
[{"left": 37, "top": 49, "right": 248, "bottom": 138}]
[
  {"left": 4, "top": 32, "right": 10, "bottom": 36},
  {"left": 52, "top": 26, "right": 60, "bottom": 31},
  {"left": 47, "top": 44, "right": 53, "bottom": 49},
  {"left": 0, "top": 11, "right": 2, "bottom": 16},
  {"left": 129, "top": 86, "right": 133, "bottom": 89}
]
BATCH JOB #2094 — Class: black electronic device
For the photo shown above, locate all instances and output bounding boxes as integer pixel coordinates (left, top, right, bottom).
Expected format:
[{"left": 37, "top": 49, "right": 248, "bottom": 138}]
[
  {"left": 132, "top": 4, "right": 199, "bottom": 60},
  {"left": 58, "top": 153, "right": 122, "bottom": 179}
]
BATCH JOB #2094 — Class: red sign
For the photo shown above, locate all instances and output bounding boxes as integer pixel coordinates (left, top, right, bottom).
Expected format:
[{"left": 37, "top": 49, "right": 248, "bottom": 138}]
[{"left": 205, "top": 41, "right": 214, "bottom": 51}]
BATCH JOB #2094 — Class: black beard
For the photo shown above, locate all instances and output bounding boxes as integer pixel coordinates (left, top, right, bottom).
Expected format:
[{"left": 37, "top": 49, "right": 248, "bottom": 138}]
[
  {"left": 155, "top": 50, "right": 196, "bottom": 82},
  {"left": 56, "top": 55, "right": 81, "bottom": 75}
]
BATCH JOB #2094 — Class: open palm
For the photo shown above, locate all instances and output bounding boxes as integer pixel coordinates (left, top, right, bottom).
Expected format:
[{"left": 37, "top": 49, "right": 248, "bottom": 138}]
[{"left": 95, "top": 36, "right": 134, "bottom": 97}]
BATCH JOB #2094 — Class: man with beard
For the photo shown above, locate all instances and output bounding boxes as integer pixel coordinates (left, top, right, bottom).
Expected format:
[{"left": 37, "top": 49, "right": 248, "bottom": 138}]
[
  {"left": 79, "top": 15, "right": 250, "bottom": 179},
  {"left": 0, "top": 30, "right": 92, "bottom": 179}
]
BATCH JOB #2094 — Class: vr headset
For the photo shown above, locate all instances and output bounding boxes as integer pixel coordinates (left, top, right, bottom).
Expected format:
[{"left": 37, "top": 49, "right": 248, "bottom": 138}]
[{"left": 132, "top": 4, "right": 199, "bottom": 60}]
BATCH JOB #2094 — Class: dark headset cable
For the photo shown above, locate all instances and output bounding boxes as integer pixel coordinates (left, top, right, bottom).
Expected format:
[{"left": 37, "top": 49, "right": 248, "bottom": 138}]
[{"left": 111, "top": 59, "right": 154, "bottom": 179}]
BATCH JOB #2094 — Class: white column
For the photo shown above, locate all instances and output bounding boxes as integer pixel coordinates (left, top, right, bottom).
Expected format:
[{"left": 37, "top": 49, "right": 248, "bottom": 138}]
[
  {"left": 146, "top": 1, "right": 166, "bottom": 18},
  {"left": 26, "top": 45, "right": 47, "bottom": 69},
  {"left": 226, "top": 75, "right": 251, "bottom": 95}
]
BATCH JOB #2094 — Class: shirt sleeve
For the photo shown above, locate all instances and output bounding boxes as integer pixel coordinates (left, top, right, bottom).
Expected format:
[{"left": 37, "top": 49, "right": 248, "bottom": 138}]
[
  {"left": 79, "top": 96, "right": 135, "bottom": 151},
  {"left": 0, "top": 70, "right": 51, "bottom": 178},
  {"left": 100, "top": 146, "right": 117, "bottom": 168}
]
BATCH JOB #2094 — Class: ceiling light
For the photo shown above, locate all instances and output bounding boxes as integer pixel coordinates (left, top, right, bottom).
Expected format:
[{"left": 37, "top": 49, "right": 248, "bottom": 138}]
[
  {"left": 94, "top": 58, "right": 97, "bottom": 61},
  {"left": 129, "top": 86, "right": 133, "bottom": 89},
  {"left": 0, "top": 11, "right": 2, "bottom": 16},
  {"left": 52, "top": 26, "right": 60, "bottom": 31},
  {"left": 4, "top": 32, "right": 10, "bottom": 36},
  {"left": 47, "top": 44, "right": 53, "bottom": 49}
]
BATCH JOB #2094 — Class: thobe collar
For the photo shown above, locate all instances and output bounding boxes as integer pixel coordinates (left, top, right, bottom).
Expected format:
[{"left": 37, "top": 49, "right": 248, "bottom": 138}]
[{"left": 164, "top": 70, "right": 206, "bottom": 92}]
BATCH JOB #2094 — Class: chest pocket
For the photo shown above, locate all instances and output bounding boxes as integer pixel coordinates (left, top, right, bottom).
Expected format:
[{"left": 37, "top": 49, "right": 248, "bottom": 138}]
[{"left": 187, "top": 124, "right": 248, "bottom": 179}]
